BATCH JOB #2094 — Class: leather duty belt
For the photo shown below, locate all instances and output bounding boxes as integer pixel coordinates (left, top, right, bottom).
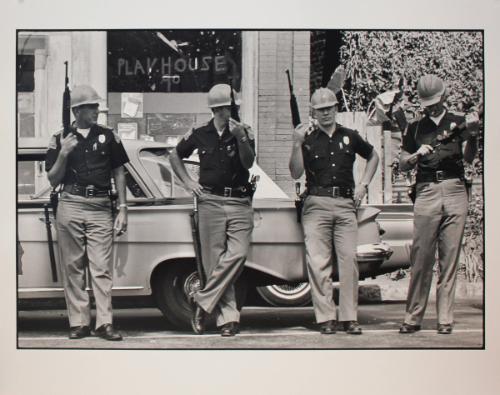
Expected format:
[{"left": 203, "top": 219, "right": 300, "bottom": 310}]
[
  {"left": 202, "top": 185, "right": 252, "bottom": 198},
  {"left": 64, "top": 184, "right": 111, "bottom": 198},
  {"left": 416, "top": 170, "right": 463, "bottom": 183},
  {"left": 308, "top": 185, "right": 354, "bottom": 199}
]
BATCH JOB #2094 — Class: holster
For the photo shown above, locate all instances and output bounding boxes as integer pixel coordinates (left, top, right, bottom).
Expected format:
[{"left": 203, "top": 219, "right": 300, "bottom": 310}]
[
  {"left": 465, "top": 177, "right": 472, "bottom": 202},
  {"left": 50, "top": 187, "right": 60, "bottom": 218},
  {"left": 408, "top": 185, "right": 416, "bottom": 204},
  {"left": 295, "top": 193, "right": 306, "bottom": 223}
]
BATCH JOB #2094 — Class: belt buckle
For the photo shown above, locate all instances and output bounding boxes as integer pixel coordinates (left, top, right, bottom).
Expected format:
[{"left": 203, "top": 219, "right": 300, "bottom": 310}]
[
  {"left": 223, "top": 187, "right": 232, "bottom": 197},
  {"left": 332, "top": 186, "right": 340, "bottom": 198},
  {"left": 435, "top": 171, "right": 444, "bottom": 182},
  {"left": 85, "top": 185, "right": 95, "bottom": 198}
]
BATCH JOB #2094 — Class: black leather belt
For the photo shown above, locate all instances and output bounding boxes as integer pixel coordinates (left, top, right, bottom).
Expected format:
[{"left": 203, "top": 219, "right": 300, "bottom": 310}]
[
  {"left": 64, "top": 184, "right": 111, "bottom": 198},
  {"left": 417, "top": 170, "right": 463, "bottom": 183},
  {"left": 202, "top": 185, "right": 252, "bottom": 198},
  {"left": 308, "top": 185, "right": 354, "bottom": 199}
]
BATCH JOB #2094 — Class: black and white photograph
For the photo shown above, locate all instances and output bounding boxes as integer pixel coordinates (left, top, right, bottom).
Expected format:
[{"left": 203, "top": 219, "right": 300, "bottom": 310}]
[
  {"left": 15, "top": 28, "right": 485, "bottom": 349},
  {"left": 3, "top": 1, "right": 500, "bottom": 394}
]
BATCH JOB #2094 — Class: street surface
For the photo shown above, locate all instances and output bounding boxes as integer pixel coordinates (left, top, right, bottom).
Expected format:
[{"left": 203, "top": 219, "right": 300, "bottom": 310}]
[{"left": 18, "top": 299, "right": 483, "bottom": 349}]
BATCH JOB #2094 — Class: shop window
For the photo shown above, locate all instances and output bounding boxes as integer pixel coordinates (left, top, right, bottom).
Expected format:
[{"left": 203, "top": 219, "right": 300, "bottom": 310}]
[{"left": 108, "top": 30, "right": 242, "bottom": 93}]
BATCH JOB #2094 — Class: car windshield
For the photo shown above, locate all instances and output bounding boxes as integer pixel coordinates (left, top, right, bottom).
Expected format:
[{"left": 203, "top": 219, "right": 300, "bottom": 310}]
[{"left": 139, "top": 148, "right": 197, "bottom": 198}]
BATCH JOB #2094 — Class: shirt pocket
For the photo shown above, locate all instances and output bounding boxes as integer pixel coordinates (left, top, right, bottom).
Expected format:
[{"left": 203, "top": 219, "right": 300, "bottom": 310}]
[
  {"left": 308, "top": 149, "right": 329, "bottom": 171},
  {"left": 199, "top": 147, "right": 217, "bottom": 169},
  {"left": 86, "top": 149, "right": 109, "bottom": 171}
]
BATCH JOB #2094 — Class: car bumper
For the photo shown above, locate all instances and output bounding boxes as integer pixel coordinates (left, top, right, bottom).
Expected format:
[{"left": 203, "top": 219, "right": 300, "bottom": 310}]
[{"left": 356, "top": 242, "right": 393, "bottom": 263}]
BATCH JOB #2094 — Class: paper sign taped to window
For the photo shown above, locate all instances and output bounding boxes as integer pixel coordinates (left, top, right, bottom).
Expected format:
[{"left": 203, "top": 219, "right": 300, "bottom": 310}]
[
  {"left": 117, "top": 122, "right": 138, "bottom": 140},
  {"left": 121, "top": 93, "right": 143, "bottom": 118}
]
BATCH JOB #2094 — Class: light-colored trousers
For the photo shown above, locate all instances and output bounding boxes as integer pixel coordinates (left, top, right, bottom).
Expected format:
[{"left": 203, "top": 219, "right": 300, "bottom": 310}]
[
  {"left": 302, "top": 195, "right": 358, "bottom": 323},
  {"left": 56, "top": 193, "right": 114, "bottom": 328},
  {"left": 193, "top": 194, "right": 253, "bottom": 327},
  {"left": 404, "top": 179, "right": 468, "bottom": 326}
]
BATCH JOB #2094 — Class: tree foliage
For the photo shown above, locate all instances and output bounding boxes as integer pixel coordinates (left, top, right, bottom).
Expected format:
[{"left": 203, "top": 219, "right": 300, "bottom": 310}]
[{"left": 339, "top": 31, "right": 483, "bottom": 113}]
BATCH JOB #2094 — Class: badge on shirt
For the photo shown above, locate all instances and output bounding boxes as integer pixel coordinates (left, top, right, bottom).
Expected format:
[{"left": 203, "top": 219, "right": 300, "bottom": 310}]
[
  {"left": 226, "top": 144, "right": 236, "bottom": 157},
  {"left": 343, "top": 136, "right": 350, "bottom": 146},
  {"left": 98, "top": 134, "right": 106, "bottom": 144}
]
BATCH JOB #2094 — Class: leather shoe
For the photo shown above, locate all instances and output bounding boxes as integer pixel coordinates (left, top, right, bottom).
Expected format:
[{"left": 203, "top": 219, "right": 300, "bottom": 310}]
[
  {"left": 191, "top": 304, "right": 206, "bottom": 335},
  {"left": 399, "top": 323, "right": 421, "bottom": 334},
  {"left": 344, "top": 321, "right": 362, "bottom": 335},
  {"left": 69, "top": 325, "right": 91, "bottom": 339},
  {"left": 94, "top": 324, "right": 123, "bottom": 341},
  {"left": 319, "top": 320, "right": 337, "bottom": 334},
  {"left": 437, "top": 323, "right": 453, "bottom": 335},
  {"left": 220, "top": 321, "right": 240, "bottom": 337}
]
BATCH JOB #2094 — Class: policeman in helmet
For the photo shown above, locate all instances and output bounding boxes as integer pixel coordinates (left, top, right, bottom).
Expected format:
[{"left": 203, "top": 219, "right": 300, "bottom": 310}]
[
  {"left": 399, "top": 75, "right": 479, "bottom": 335},
  {"left": 289, "top": 88, "right": 379, "bottom": 335},
  {"left": 169, "top": 83, "right": 256, "bottom": 336},
  {"left": 45, "top": 85, "right": 129, "bottom": 340}
]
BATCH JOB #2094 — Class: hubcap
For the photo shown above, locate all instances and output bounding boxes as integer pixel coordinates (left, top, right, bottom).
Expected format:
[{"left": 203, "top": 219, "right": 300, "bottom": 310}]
[{"left": 183, "top": 271, "right": 201, "bottom": 299}]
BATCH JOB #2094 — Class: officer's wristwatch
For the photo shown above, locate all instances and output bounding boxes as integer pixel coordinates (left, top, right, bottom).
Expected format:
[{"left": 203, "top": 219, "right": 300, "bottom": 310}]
[{"left": 118, "top": 204, "right": 128, "bottom": 210}]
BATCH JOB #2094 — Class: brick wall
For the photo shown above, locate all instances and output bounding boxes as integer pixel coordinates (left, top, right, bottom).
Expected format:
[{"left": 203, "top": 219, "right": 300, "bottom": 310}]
[{"left": 257, "top": 31, "right": 310, "bottom": 196}]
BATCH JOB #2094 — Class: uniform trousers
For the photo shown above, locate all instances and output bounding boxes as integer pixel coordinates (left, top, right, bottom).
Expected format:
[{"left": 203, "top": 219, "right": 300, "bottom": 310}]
[
  {"left": 56, "top": 192, "right": 114, "bottom": 328},
  {"left": 193, "top": 194, "right": 253, "bottom": 327},
  {"left": 404, "top": 178, "right": 468, "bottom": 326},
  {"left": 302, "top": 195, "right": 358, "bottom": 323}
]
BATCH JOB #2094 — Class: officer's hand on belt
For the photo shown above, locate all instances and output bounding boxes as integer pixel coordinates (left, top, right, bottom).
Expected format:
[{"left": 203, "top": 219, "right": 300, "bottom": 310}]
[
  {"left": 60, "top": 132, "right": 78, "bottom": 156},
  {"left": 293, "top": 123, "right": 308, "bottom": 144},
  {"left": 114, "top": 207, "right": 128, "bottom": 237},
  {"left": 228, "top": 118, "right": 246, "bottom": 140},
  {"left": 354, "top": 183, "right": 368, "bottom": 208},
  {"left": 465, "top": 112, "right": 480, "bottom": 137},
  {"left": 184, "top": 179, "right": 204, "bottom": 197}
]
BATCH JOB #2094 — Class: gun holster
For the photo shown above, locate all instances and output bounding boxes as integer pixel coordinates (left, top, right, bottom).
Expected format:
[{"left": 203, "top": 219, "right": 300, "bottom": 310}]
[
  {"left": 464, "top": 177, "right": 472, "bottom": 202},
  {"left": 408, "top": 185, "right": 416, "bottom": 204},
  {"left": 295, "top": 193, "right": 306, "bottom": 223},
  {"left": 50, "top": 187, "right": 60, "bottom": 218}
]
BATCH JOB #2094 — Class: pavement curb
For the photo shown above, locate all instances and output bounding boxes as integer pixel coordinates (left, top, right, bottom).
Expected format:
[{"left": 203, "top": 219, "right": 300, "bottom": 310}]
[{"left": 359, "top": 276, "right": 483, "bottom": 303}]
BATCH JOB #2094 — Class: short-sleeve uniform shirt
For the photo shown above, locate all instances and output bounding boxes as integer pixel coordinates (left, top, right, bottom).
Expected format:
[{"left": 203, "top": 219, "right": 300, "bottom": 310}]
[
  {"left": 402, "top": 111, "right": 465, "bottom": 176},
  {"left": 302, "top": 124, "right": 373, "bottom": 189},
  {"left": 176, "top": 119, "right": 255, "bottom": 189},
  {"left": 45, "top": 124, "right": 129, "bottom": 189}
]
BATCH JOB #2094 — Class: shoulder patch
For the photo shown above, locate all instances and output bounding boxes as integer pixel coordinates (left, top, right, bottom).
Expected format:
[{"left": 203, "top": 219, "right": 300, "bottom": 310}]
[
  {"left": 48, "top": 135, "right": 58, "bottom": 150},
  {"left": 112, "top": 130, "right": 121, "bottom": 143},
  {"left": 183, "top": 128, "right": 194, "bottom": 141},
  {"left": 244, "top": 125, "right": 255, "bottom": 140}
]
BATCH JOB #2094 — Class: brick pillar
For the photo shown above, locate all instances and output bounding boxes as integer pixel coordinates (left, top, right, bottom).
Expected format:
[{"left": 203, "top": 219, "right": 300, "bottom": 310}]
[{"left": 257, "top": 31, "right": 310, "bottom": 196}]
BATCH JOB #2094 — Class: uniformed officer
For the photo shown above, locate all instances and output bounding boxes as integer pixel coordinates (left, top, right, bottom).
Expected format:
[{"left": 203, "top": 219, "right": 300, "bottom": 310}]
[
  {"left": 289, "top": 88, "right": 379, "bottom": 335},
  {"left": 46, "top": 85, "right": 129, "bottom": 341},
  {"left": 169, "top": 83, "right": 256, "bottom": 337},
  {"left": 399, "top": 75, "right": 479, "bottom": 335}
]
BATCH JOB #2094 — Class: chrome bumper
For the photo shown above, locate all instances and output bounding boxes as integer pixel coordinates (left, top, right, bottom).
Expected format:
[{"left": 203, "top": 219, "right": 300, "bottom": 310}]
[{"left": 356, "top": 242, "right": 393, "bottom": 263}]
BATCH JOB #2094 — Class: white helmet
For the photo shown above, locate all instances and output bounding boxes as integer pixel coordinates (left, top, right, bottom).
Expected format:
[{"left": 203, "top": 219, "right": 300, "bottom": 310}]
[
  {"left": 207, "top": 84, "right": 240, "bottom": 108},
  {"left": 71, "top": 85, "right": 103, "bottom": 108}
]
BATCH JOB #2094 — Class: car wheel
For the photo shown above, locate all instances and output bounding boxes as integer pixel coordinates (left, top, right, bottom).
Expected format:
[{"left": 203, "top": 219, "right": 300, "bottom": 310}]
[
  {"left": 153, "top": 261, "right": 248, "bottom": 330},
  {"left": 256, "top": 282, "right": 312, "bottom": 307}
]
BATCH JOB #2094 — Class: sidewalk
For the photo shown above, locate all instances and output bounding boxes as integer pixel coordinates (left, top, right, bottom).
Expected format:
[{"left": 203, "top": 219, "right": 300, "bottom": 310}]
[{"left": 359, "top": 274, "right": 483, "bottom": 303}]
